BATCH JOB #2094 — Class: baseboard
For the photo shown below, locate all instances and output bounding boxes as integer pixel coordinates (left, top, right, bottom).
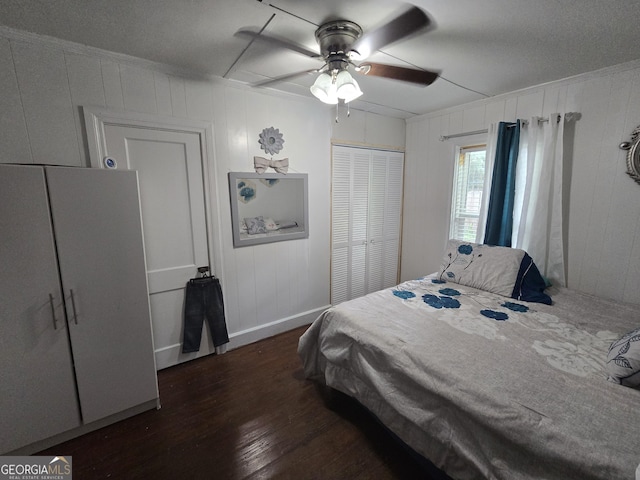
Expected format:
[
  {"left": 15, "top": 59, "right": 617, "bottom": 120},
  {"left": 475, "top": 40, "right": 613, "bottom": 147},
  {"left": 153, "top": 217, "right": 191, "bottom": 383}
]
[
  {"left": 227, "top": 306, "right": 329, "bottom": 349},
  {"left": 154, "top": 305, "right": 330, "bottom": 370}
]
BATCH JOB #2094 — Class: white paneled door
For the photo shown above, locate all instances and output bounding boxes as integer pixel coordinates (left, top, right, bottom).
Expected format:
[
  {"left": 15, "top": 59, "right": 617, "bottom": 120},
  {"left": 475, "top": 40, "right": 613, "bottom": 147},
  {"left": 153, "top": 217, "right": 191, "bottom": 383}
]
[
  {"left": 101, "top": 124, "right": 210, "bottom": 369},
  {"left": 331, "top": 145, "right": 404, "bottom": 304}
]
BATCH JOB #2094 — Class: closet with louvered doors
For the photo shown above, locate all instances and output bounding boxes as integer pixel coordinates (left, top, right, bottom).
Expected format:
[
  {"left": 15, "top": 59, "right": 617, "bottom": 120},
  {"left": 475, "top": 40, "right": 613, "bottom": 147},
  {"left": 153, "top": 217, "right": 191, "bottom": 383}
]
[{"left": 331, "top": 145, "right": 404, "bottom": 304}]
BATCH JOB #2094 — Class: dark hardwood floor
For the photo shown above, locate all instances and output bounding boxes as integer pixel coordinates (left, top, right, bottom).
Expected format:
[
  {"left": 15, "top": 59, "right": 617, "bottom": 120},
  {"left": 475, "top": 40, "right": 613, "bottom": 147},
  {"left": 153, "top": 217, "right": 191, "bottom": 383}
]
[{"left": 39, "top": 326, "right": 446, "bottom": 479}]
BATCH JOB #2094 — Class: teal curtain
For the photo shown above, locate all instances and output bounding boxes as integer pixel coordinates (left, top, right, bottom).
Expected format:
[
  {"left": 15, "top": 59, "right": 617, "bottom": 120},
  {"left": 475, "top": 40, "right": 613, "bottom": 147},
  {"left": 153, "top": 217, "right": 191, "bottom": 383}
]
[{"left": 484, "top": 121, "right": 520, "bottom": 246}]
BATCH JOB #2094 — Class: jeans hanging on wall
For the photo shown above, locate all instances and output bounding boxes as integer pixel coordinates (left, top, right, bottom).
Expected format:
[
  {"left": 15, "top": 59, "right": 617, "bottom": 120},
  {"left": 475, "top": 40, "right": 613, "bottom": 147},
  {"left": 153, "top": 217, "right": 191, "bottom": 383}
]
[{"left": 182, "top": 276, "right": 229, "bottom": 353}]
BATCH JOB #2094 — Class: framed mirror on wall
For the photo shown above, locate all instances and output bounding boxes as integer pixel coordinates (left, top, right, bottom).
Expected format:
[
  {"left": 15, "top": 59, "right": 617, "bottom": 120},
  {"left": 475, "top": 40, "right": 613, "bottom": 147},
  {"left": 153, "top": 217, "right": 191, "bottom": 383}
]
[
  {"left": 620, "top": 124, "right": 640, "bottom": 185},
  {"left": 228, "top": 172, "right": 309, "bottom": 247}
]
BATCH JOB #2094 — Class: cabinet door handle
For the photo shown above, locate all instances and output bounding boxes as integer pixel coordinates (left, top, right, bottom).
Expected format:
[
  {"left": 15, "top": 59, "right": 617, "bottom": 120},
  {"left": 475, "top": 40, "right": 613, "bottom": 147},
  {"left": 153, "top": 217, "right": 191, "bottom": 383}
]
[
  {"left": 49, "top": 293, "right": 58, "bottom": 330},
  {"left": 69, "top": 289, "right": 79, "bottom": 325}
]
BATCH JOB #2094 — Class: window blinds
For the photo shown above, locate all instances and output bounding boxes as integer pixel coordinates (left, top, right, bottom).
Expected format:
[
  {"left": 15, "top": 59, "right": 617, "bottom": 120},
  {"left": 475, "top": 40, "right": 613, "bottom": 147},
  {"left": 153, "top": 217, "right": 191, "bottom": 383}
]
[{"left": 450, "top": 145, "right": 486, "bottom": 241}]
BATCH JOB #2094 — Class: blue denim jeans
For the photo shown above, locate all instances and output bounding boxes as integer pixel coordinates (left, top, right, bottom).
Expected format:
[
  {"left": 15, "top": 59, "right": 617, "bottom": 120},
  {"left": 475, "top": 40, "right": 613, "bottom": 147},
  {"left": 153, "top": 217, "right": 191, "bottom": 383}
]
[{"left": 182, "top": 277, "right": 229, "bottom": 353}]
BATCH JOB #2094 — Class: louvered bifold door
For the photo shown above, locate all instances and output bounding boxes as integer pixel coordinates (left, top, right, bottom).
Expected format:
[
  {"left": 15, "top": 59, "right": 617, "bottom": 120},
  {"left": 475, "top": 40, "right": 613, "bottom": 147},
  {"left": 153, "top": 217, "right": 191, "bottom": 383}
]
[
  {"left": 367, "top": 151, "right": 404, "bottom": 294},
  {"left": 331, "top": 146, "right": 404, "bottom": 304},
  {"left": 382, "top": 152, "right": 404, "bottom": 289},
  {"left": 350, "top": 151, "right": 371, "bottom": 299},
  {"left": 366, "top": 153, "right": 388, "bottom": 293},
  {"left": 331, "top": 146, "right": 370, "bottom": 304},
  {"left": 331, "top": 148, "right": 351, "bottom": 304}
]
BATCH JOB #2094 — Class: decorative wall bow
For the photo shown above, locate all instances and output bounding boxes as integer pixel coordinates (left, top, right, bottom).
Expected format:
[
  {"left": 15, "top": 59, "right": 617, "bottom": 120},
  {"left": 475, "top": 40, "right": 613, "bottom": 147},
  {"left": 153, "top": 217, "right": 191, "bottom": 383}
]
[{"left": 254, "top": 156, "right": 289, "bottom": 174}]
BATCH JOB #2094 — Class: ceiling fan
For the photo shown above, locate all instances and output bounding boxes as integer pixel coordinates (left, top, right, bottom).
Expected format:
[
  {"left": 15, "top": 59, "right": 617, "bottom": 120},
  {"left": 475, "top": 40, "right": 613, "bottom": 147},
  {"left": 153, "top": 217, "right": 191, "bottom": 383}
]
[{"left": 236, "top": 5, "right": 439, "bottom": 105}]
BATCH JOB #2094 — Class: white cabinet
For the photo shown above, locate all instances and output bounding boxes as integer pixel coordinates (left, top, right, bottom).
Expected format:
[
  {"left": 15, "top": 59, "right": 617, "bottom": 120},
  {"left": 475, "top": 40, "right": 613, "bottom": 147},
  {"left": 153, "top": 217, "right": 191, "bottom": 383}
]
[
  {"left": 331, "top": 146, "right": 404, "bottom": 304},
  {"left": 0, "top": 165, "right": 159, "bottom": 454}
]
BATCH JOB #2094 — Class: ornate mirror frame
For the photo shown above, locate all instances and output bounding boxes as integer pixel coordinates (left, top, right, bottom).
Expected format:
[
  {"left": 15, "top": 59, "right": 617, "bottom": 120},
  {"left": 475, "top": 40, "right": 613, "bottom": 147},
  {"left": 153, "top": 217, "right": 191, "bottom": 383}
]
[{"left": 620, "top": 125, "right": 640, "bottom": 185}]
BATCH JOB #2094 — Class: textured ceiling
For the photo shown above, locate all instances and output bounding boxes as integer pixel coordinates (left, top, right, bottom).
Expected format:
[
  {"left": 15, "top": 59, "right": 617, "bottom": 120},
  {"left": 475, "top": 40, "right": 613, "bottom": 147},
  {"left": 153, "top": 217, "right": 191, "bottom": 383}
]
[{"left": 2, "top": 0, "right": 640, "bottom": 118}]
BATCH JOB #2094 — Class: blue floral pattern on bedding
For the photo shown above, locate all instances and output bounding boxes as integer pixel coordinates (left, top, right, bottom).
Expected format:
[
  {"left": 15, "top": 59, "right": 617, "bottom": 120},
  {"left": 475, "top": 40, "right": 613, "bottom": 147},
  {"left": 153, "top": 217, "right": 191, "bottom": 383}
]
[
  {"left": 439, "top": 288, "right": 461, "bottom": 296},
  {"left": 422, "top": 294, "right": 461, "bottom": 309},
  {"left": 392, "top": 276, "right": 516, "bottom": 321},
  {"left": 502, "top": 302, "right": 529, "bottom": 313},
  {"left": 480, "top": 309, "right": 509, "bottom": 321},
  {"left": 393, "top": 290, "right": 416, "bottom": 300},
  {"left": 385, "top": 275, "right": 621, "bottom": 378}
]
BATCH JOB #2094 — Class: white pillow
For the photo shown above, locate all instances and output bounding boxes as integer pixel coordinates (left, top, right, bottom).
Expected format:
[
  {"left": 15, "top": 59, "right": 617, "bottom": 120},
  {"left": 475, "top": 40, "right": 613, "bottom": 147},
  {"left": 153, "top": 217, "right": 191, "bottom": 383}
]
[
  {"left": 607, "top": 327, "right": 640, "bottom": 388},
  {"left": 437, "top": 240, "right": 524, "bottom": 297}
]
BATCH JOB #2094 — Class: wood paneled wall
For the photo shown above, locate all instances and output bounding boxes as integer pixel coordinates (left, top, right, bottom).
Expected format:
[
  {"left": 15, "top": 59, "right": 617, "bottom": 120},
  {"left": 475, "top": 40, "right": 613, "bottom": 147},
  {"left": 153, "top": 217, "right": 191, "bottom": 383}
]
[
  {"left": 402, "top": 60, "right": 640, "bottom": 305},
  {"left": 0, "top": 27, "right": 405, "bottom": 352}
]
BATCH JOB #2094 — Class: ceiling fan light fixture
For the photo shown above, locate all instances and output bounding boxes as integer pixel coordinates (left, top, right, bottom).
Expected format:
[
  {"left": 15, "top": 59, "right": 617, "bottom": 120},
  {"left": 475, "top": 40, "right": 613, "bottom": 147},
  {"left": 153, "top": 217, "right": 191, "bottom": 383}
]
[
  {"left": 310, "top": 72, "right": 338, "bottom": 104},
  {"left": 335, "top": 70, "right": 363, "bottom": 102}
]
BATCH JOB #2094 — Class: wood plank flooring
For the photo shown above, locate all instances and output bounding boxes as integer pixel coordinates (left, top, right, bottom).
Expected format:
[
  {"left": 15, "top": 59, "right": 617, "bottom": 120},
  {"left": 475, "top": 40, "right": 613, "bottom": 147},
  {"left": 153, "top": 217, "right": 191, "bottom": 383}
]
[{"left": 39, "top": 326, "right": 448, "bottom": 479}]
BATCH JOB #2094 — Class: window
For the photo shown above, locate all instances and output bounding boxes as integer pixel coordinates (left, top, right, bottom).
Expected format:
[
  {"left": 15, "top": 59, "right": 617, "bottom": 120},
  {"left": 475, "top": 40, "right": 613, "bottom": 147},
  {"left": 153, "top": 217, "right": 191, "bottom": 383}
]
[{"left": 449, "top": 144, "right": 486, "bottom": 241}]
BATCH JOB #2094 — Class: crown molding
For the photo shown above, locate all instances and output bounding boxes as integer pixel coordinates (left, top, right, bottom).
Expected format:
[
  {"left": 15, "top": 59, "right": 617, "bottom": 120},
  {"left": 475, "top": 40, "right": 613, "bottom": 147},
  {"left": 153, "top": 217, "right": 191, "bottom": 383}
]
[
  {"left": 0, "top": 24, "right": 409, "bottom": 119},
  {"left": 0, "top": 25, "right": 215, "bottom": 81},
  {"left": 408, "top": 57, "right": 640, "bottom": 123}
]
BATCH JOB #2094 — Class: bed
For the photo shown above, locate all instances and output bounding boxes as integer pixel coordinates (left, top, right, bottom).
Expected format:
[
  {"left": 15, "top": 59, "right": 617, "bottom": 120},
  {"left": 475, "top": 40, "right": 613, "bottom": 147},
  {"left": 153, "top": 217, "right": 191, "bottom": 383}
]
[{"left": 298, "top": 240, "right": 640, "bottom": 480}]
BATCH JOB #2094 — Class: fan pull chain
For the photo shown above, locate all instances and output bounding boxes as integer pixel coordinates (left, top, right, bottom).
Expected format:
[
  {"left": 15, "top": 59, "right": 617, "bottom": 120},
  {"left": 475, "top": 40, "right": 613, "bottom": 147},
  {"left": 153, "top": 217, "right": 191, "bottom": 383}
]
[{"left": 333, "top": 101, "right": 353, "bottom": 123}]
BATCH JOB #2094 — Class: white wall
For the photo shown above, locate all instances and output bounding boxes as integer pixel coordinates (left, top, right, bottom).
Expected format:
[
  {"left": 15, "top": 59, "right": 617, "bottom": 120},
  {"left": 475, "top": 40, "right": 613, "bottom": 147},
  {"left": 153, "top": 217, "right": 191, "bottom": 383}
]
[
  {"left": 332, "top": 108, "right": 406, "bottom": 150},
  {"left": 0, "top": 28, "right": 405, "bottom": 352},
  {"left": 402, "top": 60, "right": 640, "bottom": 305}
]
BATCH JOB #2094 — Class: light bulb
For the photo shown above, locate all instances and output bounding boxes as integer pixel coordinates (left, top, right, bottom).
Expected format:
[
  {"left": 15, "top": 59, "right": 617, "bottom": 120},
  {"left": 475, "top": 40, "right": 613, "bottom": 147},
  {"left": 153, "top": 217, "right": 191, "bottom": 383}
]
[
  {"left": 310, "top": 73, "right": 338, "bottom": 104},
  {"left": 335, "top": 70, "right": 363, "bottom": 103}
]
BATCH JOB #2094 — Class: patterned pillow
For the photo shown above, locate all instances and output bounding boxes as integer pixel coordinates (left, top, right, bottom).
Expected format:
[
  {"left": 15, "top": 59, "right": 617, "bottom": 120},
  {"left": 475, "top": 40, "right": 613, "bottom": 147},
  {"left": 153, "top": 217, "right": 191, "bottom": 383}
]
[
  {"left": 606, "top": 327, "right": 640, "bottom": 387},
  {"left": 244, "top": 216, "right": 267, "bottom": 235},
  {"left": 438, "top": 239, "right": 551, "bottom": 304}
]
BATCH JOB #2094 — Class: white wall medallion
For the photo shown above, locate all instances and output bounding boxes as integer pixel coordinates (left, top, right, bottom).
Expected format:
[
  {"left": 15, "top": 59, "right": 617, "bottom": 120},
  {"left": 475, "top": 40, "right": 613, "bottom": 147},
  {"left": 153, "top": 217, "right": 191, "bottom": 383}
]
[
  {"left": 620, "top": 125, "right": 640, "bottom": 185},
  {"left": 258, "top": 127, "right": 284, "bottom": 156}
]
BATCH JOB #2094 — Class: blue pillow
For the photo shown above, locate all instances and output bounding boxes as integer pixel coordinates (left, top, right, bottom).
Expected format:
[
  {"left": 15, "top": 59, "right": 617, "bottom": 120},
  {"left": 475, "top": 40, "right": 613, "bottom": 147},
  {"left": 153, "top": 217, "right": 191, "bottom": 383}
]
[{"left": 512, "top": 253, "right": 552, "bottom": 305}]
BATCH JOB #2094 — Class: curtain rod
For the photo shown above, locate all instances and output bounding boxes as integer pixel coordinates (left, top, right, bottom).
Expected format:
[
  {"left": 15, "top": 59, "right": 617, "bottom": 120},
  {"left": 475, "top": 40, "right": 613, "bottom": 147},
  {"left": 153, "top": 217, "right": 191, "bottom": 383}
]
[{"left": 439, "top": 113, "right": 579, "bottom": 141}]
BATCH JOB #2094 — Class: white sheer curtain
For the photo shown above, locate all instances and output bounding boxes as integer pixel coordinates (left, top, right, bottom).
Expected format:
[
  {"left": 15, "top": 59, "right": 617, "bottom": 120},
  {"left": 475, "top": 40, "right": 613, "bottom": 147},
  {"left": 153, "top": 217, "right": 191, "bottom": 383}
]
[
  {"left": 474, "top": 122, "right": 498, "bottom": 244},
  {"left": 476, "top": 114, "right": 567, "bottom": 286},
  {"left": 512, "top": 113, "right": 566, "bottom": 286}
]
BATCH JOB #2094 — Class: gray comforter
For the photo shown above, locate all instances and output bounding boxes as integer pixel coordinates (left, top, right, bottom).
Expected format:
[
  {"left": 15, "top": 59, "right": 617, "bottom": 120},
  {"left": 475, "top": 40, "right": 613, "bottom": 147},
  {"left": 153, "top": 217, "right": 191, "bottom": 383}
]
[{"left": 298, "top": 275, "right": 640, "bottom": 480}]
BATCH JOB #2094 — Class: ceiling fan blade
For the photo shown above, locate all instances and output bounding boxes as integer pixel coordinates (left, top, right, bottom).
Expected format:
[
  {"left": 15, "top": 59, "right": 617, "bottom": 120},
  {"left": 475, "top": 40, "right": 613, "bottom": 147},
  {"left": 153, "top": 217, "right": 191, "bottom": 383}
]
[
  {"left": 351, "top": 6, "right": 431, "bottom": 59},
  {"left": 236, "top": 29, "right": 321, "bottom": 59},
  {"left": 252, "top": 69, "right": 320, "bottom": 88},
  {"left": 356, "top": 63, "right": 439, "bottom": 86}
]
